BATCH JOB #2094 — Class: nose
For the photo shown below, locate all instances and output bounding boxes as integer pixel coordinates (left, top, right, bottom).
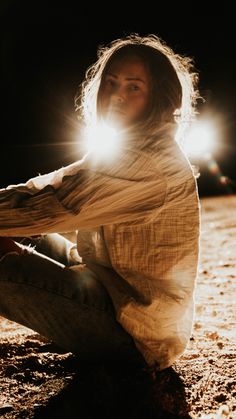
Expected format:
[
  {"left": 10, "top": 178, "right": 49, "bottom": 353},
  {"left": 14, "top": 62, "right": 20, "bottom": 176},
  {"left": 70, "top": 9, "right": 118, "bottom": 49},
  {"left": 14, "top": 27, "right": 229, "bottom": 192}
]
[
  {"left": 110, "top": 86, "right": 124, "bottom": 104},
  {"left": 110, "top": 95, "right": 124, "bottom": 107}
]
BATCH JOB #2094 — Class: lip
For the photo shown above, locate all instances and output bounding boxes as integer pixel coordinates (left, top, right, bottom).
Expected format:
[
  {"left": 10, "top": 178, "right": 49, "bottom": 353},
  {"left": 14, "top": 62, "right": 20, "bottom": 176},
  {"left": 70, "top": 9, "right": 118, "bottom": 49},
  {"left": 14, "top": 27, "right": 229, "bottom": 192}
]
[{"left": 108, "top": 107, "right": 126, "bottom": 115}]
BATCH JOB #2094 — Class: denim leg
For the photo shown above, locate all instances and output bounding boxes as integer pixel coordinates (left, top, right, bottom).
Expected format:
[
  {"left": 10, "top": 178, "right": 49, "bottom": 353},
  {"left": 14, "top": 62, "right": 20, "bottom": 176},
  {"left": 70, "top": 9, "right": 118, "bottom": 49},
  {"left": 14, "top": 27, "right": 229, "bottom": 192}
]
[{"left": 0, "top": 250, "right": 141, "bottom": 363}]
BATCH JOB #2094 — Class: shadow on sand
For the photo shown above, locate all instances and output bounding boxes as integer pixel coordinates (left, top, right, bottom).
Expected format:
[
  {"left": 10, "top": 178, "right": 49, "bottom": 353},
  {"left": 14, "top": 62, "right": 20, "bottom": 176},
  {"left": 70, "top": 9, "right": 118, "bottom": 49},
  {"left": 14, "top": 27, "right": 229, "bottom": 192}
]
[{"left": 34, "top": 359, "right": 191, "bottom": 419}]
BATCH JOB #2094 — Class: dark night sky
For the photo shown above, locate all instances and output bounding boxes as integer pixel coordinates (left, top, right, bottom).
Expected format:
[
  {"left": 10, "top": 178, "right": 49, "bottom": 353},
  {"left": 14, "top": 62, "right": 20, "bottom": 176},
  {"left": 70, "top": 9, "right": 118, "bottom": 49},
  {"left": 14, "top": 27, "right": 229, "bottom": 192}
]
[{"left": 1, "top": 1, "right": 236, "bottom": 196}]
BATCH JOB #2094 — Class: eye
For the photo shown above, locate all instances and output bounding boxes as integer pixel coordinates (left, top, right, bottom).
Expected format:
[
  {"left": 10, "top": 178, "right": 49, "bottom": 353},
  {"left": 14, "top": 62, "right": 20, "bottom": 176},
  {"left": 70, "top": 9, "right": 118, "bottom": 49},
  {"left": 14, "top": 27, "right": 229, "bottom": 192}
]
[
  {"left": 129, "top": 84, "right": 140, "bottom": 91},
  {"left": 104, "top": 78, "right": 116, "bottom": 87}
]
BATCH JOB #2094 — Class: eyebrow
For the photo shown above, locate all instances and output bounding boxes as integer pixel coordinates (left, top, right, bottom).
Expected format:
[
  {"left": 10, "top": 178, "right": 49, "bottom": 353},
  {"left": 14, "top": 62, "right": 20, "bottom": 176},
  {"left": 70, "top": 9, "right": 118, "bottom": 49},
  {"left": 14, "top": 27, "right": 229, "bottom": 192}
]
[{"left": 106, "top": 72, "right": 146, "bottom": 84}]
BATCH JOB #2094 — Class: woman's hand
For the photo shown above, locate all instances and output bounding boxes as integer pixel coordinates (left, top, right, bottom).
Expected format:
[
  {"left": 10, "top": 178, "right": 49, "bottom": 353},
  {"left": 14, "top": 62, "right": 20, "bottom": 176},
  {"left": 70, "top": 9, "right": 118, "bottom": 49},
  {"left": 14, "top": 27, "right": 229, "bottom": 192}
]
[{"left": 0, "top": 237, "right": 22, "bottom": 257}]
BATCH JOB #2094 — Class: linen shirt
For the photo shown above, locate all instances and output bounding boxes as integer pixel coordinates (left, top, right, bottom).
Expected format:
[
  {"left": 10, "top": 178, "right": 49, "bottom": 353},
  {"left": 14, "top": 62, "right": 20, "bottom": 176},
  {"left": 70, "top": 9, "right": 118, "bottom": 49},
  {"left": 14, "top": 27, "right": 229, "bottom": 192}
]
[{"left": 0, "top": 132, "right": 200, "bottom": 370}]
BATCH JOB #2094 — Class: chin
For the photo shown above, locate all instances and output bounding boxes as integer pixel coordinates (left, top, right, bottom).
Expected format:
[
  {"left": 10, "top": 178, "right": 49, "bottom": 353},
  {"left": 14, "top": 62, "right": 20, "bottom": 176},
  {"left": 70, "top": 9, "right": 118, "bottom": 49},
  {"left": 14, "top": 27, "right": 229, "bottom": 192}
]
[{"left": 105, "top": 115, "right": 128, "bottom": 129}]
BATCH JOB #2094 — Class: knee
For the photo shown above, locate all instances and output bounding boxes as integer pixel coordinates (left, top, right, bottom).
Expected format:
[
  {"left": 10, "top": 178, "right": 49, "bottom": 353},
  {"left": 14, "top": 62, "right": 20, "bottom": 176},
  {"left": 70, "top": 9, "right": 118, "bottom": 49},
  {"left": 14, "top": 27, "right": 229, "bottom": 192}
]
[{"left": 68, "top": 267, "right": 112, "bottom": 311}]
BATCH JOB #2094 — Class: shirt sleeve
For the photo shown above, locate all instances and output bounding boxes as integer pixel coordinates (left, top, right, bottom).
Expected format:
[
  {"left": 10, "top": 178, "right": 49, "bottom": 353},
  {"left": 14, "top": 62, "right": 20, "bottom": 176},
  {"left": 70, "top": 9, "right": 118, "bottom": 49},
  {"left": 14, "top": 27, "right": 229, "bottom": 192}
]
[{"left": 0, "top": 148, "right": 166, "bottom": 237}]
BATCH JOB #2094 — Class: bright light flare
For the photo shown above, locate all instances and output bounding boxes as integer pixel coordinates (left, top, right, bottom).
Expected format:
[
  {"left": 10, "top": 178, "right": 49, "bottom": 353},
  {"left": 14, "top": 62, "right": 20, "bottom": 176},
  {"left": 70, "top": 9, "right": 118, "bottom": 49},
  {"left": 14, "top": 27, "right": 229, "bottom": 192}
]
[
  {"left": 182, "top": 120, "right": 217, "bottom": 159},
  {"left": 83, "top": 123, "right": 122, "bottom": 161}
]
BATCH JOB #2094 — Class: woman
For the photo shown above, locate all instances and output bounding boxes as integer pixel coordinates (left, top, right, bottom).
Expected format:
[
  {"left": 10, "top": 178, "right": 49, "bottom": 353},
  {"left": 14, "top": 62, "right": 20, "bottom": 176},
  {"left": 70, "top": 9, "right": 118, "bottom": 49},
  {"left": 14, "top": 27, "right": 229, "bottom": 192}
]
[{"left": 0, "top": 34, "right": 200, "bottom": 370}]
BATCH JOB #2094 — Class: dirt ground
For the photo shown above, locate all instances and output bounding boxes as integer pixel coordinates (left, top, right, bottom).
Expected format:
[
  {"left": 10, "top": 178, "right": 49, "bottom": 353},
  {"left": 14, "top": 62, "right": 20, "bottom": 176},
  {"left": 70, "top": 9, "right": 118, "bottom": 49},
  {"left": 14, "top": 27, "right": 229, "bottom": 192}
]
[{"left": 0, "top": 195, "right": 236, "bottom": 419}]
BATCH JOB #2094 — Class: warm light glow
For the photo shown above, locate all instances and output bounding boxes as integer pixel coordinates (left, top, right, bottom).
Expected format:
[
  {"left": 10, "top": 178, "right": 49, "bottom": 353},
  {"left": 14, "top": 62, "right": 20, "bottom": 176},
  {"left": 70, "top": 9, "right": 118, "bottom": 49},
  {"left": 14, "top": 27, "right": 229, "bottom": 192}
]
[
  {"left": 182, "top": 120, "right": 217, "bottom": 159},
  {"left": 83, "top": 122, "right": 122, "bottom": 161}
]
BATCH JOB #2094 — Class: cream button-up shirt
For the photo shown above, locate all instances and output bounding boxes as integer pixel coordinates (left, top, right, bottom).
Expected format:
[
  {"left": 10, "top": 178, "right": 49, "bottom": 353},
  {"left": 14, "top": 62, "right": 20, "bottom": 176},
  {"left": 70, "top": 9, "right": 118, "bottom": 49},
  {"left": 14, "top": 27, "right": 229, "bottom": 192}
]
[{"left": 0, "top": 132, "right": 200, "bottom": 370}]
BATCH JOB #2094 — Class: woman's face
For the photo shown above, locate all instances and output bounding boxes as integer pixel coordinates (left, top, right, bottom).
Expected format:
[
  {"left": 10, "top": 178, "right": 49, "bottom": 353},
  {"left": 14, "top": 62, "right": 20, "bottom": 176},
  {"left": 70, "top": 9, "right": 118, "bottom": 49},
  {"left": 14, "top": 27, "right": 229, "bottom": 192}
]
[{"left": 98, "top": 56, "right": 151, "bottom": 129}]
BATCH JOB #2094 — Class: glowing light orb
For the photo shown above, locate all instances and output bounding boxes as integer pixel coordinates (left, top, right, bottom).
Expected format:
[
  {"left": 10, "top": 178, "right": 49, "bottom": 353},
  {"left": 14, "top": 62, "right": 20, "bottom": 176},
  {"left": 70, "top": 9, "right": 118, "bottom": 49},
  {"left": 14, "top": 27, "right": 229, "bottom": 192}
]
[
  {"left": 182, "top": 120, "right": 217, "bottom": 159},
  {"left": 83, "top": 123, "right": 122, "bottom": 161}
]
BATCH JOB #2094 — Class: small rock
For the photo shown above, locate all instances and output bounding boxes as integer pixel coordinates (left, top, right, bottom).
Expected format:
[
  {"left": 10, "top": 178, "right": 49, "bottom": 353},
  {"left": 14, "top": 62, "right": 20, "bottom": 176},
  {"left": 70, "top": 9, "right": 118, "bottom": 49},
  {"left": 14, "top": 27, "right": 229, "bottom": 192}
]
[{"left": 217, "top": 341, "right": 224, "bottom": 349}]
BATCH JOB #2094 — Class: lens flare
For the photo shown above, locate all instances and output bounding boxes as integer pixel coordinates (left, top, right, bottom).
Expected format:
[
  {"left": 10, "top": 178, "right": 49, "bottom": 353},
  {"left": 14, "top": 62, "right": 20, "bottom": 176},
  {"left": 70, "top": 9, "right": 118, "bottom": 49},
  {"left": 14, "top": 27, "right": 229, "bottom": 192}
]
[
  {"left": 182, "top": 120, "right": 217, "bottom": 158},
  {"left": 83, "top": 122, "right": 122, "bottom": 162}
]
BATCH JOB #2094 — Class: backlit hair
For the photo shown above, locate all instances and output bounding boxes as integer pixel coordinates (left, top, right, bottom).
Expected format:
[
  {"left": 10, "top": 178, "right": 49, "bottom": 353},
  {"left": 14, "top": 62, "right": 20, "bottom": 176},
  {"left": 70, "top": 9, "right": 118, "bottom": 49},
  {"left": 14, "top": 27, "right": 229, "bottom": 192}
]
[{"left": 75, "top": 33, "right": 199, "bottom": 142}]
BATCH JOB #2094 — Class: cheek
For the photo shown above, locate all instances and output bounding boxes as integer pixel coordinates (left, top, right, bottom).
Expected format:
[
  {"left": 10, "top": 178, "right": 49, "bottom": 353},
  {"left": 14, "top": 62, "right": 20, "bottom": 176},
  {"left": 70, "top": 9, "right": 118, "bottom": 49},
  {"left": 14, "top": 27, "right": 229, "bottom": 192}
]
[
  {"left": 126, "top": 98, "right": 149, "bottom": 124},
  {"left": 97, "top": 91, "right": 109, "bottom": 114},
  {"left": 132, "top": 97, "right": 149, "bottom": 115}
]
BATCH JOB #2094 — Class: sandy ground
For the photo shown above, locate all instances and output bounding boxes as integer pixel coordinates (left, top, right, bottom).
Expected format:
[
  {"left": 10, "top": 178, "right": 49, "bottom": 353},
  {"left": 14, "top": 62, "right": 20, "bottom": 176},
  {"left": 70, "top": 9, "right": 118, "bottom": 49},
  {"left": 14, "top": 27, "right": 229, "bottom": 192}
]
[{"left": 0, "top": 194, "right": 236, "bottom": 418}]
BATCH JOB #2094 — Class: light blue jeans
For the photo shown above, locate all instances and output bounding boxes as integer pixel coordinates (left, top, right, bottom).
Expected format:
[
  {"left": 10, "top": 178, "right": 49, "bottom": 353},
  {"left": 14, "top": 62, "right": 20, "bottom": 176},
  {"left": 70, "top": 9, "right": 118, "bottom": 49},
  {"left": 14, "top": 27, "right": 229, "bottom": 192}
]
[{"left": 0, "top": 234, "right": 143, "bottom": 364}]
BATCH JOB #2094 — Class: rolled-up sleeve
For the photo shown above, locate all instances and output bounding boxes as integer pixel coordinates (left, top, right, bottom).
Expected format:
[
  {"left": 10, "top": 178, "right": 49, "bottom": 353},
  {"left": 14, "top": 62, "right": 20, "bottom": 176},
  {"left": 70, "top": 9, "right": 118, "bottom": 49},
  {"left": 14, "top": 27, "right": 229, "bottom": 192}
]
[{"left": 0, "top": 148, "right": 166, "bottom": 236}]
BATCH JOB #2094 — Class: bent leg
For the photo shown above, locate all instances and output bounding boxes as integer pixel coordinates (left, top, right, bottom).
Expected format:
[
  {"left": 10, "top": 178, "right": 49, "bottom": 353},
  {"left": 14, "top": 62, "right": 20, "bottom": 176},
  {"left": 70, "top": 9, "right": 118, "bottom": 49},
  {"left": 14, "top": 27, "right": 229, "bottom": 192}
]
[{"left": 0, "top": 250, "right": 141, "bottom": 363}]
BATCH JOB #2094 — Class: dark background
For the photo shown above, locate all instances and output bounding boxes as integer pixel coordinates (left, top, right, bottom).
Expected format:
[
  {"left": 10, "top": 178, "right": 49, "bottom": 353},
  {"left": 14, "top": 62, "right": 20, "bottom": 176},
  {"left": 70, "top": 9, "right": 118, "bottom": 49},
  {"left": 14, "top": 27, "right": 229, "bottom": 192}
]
[{"left": 1, "top": 1, "right": 235, "bottom": 196}]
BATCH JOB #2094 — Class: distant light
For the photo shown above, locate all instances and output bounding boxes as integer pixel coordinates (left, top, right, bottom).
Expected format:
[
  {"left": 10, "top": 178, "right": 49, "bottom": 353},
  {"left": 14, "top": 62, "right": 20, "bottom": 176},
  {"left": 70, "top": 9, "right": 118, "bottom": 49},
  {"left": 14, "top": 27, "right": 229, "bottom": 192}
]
[
  {"left": 83, "top": 122, "right": 122, "bottom": 161},
  {"left": 182, "top": 120, "right": 217, "bottom": 159}
]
